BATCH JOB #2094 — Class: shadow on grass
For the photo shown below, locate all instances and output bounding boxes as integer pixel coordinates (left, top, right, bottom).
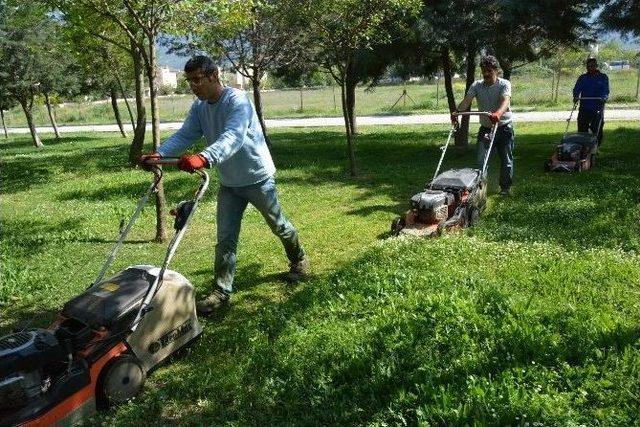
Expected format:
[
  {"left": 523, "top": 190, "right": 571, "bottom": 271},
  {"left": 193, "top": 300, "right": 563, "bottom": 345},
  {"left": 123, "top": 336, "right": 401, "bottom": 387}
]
[
  {"left": 102, "top": 239, "right": 640, "bottom": 426},
  {"left": 1, "top": 217, "right": 88, "bottom": 257},
  {"left": 1, "top": 144, "right": 133, "bottom": 194},
  {"left": 55, "top": 174, "right": 203, "bottom": 204},
  {"left": 0, "top": 134, "right": 98, "bottom": 150},
  {"left": 4, "top": 125, "right": 638, "bottom": 254},
  {"left": 0, "top": 307, "right": 60, "bottom": 336},
  {"left": 270, "top": 125, "right": 639, "bottom": 251}
]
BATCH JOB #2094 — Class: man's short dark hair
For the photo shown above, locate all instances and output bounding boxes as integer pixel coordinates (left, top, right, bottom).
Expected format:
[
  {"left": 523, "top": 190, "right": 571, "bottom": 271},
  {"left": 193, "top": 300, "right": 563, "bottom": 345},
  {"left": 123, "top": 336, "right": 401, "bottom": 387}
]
[
  {"left": 185, "top": 55, "right": 218, "bottom": 77},
  {"left": 586, "top": 57, "right": 598, "bottom": 65},
  {"left": 480, "top": 55, "right": 500, "bottom": 70}
]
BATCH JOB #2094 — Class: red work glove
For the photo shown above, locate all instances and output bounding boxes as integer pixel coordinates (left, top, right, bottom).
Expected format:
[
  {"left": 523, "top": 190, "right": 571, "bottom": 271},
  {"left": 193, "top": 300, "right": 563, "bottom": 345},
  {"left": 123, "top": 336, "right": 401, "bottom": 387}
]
[
  {"left": 450, "top": 112, "right": 460, "bottom": 130},
  {"left": 139, "top": 152, "right": 161, "bottom": 171},
  {"left": 488, "top": 111, "right": 502, "bottom": 124},
  {"left": 178, "top": 154, "right": 208, "bottom": 173}
]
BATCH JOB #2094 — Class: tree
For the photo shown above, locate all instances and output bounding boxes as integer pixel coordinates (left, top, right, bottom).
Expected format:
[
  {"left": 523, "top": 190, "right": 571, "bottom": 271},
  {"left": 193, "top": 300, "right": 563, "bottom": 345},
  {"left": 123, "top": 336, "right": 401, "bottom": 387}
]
[
  {"left": 176, "top": 1, "right": 309, "bottom": 148},
  {"left": 0, "top": 86, "right": 16, "bottom": 139},
  {"left": 38, "top": 35, "right": 80, "bottom": 139},
  {"left": 0, "top": 0, "right": 59, "bottom": 148},
  {"left": 418, "top": 0, "right": 485, "bottom": 146},
  {"left": 546, "top": 47, "right": 584, "bottom": 102},
  {"left": 63, "top": 26, "right": 134, "bottom": 138},
  {"left": 486, "top": 0, "right": 600, "bottom": 80},
  {"left": 599, "top": 0, "right": 640, "bottom": 37},
  {"left": 54, "top": 0, "right": 190, "bottom": 242},
  {"left": 50, "top": 1, "right": 148, "bottom": 160},
  {"left": 417, "top": 0, "right": 602, "bottom": 145},
  {"left": 300, "top": 0, "right": 421, "bottom": 176}
]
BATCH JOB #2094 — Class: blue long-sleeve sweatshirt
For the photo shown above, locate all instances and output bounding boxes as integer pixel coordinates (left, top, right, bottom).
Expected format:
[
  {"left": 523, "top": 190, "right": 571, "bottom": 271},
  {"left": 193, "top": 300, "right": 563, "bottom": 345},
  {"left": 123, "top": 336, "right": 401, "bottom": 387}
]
[
  {"left": 157, "top": 87, "right": 275, "bottom": 187},
  {"left": 572, "top": 72, "right": 609, "bottom": 112}
]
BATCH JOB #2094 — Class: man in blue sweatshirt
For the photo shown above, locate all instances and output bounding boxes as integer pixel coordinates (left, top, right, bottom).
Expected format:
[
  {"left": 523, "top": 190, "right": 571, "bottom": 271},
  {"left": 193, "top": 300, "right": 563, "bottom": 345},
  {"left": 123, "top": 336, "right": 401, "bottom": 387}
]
[
  {"left": 573, "top": 57, "right": 609, "bottom": 145},
  {"left": 140, "top": 56, "right": 308, "bottom": 316}
]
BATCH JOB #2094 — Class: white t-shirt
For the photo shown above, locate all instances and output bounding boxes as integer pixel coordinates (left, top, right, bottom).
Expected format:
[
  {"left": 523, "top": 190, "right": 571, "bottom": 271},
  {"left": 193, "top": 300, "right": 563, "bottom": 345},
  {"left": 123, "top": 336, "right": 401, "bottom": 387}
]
[{"left": 466, "top": 77, "right": 512, "bottom": 127}]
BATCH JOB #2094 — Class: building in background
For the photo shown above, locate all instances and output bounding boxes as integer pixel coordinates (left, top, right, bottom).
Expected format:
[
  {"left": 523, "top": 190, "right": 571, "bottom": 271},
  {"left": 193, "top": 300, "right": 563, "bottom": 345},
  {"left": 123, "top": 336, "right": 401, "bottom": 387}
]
[{"left": 157, "top": 66, "right": 178, "bottom": 89}]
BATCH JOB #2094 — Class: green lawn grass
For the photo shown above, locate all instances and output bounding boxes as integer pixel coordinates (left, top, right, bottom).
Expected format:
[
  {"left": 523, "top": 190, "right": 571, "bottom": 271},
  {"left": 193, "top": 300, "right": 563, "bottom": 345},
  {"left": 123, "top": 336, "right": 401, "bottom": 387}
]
[
  {"left": 3, "top": 69, "right": 638, "bottom": 127},
  {"left": 1, "top": 121, "right": 639, "bottom": 425}
]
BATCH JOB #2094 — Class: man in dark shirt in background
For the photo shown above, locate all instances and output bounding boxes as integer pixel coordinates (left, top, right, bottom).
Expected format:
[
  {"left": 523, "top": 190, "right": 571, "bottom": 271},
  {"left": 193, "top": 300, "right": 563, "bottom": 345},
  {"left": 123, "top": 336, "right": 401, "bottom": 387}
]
[{"left": 573, "top": 57, "right": 609, "bottom": 145}]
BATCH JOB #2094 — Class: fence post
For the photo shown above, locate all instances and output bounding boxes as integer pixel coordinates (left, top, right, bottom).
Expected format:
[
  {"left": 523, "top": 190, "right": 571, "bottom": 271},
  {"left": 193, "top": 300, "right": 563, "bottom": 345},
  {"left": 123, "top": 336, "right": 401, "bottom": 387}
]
[
  {"left": 299, "top": 87, "right": 304, "bottom": 112},
  {"left": 332, "top": 85, "right": 337, "bottom": 111},
  {"left": 636, "top": 59, "right": 640, "bottom": 101}
]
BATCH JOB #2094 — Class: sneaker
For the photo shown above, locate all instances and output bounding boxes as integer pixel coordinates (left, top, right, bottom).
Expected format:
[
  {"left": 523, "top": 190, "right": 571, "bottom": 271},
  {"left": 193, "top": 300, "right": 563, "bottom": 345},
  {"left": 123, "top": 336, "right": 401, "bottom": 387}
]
[
  {"left": 287, "top": 257, "right": 309, "bottom": 283},
  {"left": 196, "top": 287, "right": 230, "bottom": 316},
  {"left": 499, "top": 188, "right": 511, "bottom": 197}
]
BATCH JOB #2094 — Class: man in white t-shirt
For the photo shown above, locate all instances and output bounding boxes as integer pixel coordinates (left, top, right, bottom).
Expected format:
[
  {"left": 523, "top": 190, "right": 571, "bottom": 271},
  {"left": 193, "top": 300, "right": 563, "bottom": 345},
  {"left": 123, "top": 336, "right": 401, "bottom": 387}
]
[{"left": 452, "top": 55, "right": 514, "bottom": 196}]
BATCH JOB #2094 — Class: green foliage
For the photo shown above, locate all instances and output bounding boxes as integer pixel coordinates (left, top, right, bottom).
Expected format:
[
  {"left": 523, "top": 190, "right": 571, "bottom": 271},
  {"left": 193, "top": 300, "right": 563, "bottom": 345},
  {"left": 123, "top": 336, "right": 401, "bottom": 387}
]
[
  {"left": 1, "top": 121, "right": 639, "bottom": 424},
  {"left": 597, "top": 40, "right": 639, "bottom": 64},
  {"left": 598, "top": 0, "right": 640, "bottom": 37},
  {"left": 0, "top": 0, "right": 59, "bottom": 101}
]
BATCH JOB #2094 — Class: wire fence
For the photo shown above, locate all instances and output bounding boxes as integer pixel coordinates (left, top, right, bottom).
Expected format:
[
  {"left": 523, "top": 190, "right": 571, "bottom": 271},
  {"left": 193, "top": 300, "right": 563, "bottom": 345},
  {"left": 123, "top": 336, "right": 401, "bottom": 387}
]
[{"left": 2, "top": 70, "right": 638, "bottom": 128}]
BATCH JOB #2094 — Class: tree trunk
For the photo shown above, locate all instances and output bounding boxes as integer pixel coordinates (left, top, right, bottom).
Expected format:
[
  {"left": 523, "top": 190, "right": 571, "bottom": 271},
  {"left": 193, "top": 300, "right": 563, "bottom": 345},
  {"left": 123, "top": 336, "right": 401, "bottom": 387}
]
[
  {"left": 251, "top": 73, "right": 271, "bottom": 149},
  {"left": 497, "top": 56, "right": 512, "bottom": 81},
  {"left": 441, "top": 46, "right": 460, "bottom": 146},
  {"left": 129, "top": 42, "right": 146, "bottom": 164},
  {"left": 20, "top": 98, "right": 43, "bottom": 148},
  {"left": 115, "top": 69, "right": 136, "bottom": 130},
  {"left": 456, "top": 42, "right": 477, "bottom": 147},
  {"left": 340, "top": 80, "right": 357, "bottom": 176},
  {"left": 110, "top": 84, "right": 127, "bottom": 138},
  {"left": 146, "top": 34, "right": 167, "bottom": 243},
  {"left": 345, "top": 60, "right": 358, "bottom": 135},
  {"left": 554, "top": 73, "right": 560, "bottom": 103},
  {"left": 1, "top": 109, "right": 7, "bottom": 139},
  {"left": 44, "top": 92, "right": 60, "bottom": 139}
]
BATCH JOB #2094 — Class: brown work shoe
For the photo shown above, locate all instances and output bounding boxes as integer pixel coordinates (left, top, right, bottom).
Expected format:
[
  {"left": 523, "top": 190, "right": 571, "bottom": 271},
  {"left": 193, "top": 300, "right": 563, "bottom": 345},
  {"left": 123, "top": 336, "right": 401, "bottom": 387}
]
[
  {"left": 287, "top": 257, "right": 309, "bottom": 283},
  {"left": 196, "top": 287, "right": 230, "bottom": 316}
]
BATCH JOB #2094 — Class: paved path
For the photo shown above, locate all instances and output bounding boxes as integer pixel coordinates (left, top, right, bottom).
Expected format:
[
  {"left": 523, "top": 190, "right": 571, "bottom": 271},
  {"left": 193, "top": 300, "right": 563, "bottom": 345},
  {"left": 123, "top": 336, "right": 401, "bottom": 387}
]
[{"left": 5, "top": 109, "right": 639, "bottom": 134}]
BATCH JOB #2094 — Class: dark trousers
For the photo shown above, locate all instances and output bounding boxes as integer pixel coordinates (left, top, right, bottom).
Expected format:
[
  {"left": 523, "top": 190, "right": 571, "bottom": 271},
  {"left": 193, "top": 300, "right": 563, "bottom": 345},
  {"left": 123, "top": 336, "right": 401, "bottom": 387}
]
[
  {"left": 577, "top": 109, "right": 604, "bottom": 145},
  {"left": 477, "top": 123, "right": 515, "bottom": 191}
]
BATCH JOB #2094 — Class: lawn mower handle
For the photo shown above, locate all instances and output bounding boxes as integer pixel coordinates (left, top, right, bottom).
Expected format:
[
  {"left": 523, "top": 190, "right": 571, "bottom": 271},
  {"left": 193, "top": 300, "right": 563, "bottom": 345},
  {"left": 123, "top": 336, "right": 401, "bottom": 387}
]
[
  {"left": 452, "top": 111, "right": 492, "bottom": 117},
  {"left": 430, "top": 127, "right": 457, "bottom": 185},
  {"left": 576, "top": 97, "right": 606, "bottom": 101},
  {"left": 93, "top": 164, "right": 209, "bottom": 291},
  {"left": 564, "top": 97, "right": 606, "bottom": 138},
  {"left": 131, "top": 168, "right": 210, "bottom": 332},
  {"left": 141, "top": 157, "right": 180, "bottom": 166},
  {"left": 446, "top": 111, "right": 498, "bottom": 179}
]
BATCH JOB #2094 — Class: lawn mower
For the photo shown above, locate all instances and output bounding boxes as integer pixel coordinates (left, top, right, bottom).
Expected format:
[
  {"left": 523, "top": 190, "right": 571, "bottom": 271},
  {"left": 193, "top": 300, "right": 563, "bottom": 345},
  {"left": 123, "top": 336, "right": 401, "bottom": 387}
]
[
  {"left": 391, "top": 111, "right": 497, "bottom": 237},
  {"left": 545, "top": 97, "right": 605, "bottom": 172},
  {"left": 0, "top": 159, "right": 207, "bottom": 426}
]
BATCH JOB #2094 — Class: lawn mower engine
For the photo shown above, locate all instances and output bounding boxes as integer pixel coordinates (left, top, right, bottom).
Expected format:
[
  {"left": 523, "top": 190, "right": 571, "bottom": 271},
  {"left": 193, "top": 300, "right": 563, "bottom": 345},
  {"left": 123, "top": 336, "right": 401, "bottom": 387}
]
[
  {"left": 0, "top": 319, "right": 99, "bottom": 427},
  {"left": 392, "top": 168, "right": 485, "bottom": 237},
  {"left": 546, "top": 133, "right": 598, "bottom": 172},
  {"left": 409, "top": 190, "right": 455, "bottom": 224},
  {"left": 0, "top": 329, "right": 68, "bottom": 410},
  {"left": 0, "top": 266, "right": 202, "bottom": 427}
]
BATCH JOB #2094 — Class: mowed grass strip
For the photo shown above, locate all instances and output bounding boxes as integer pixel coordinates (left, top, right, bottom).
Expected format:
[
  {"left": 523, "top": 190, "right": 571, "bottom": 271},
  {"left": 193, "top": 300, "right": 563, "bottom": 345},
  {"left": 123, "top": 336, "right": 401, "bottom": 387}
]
[{"left": 1, "top": 122, "right": 639, "bottom": 425}]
